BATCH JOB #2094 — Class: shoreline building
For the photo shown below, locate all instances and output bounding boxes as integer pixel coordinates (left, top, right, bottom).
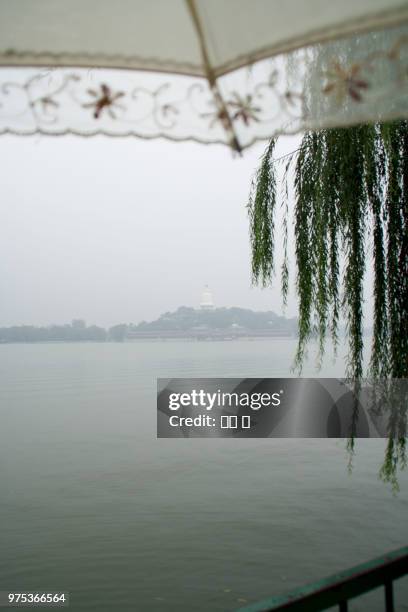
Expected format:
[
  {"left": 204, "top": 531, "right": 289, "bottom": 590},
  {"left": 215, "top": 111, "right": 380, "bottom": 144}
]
[{"left": 200, "top": 285, "right": 215, "bottom": 310}]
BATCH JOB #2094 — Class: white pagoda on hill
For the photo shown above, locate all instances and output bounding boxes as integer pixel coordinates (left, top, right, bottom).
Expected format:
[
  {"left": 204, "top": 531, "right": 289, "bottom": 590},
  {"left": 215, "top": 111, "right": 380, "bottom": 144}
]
[{"left": 200, "top": 285, "right": 215, "bottom": 310}]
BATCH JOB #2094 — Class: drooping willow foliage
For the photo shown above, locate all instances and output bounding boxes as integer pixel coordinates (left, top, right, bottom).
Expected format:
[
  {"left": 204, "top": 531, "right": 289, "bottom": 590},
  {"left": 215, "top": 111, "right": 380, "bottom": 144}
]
[
  {"left": 248, "top": 121, "right": 408, "bottom": 488},
  {"left": 249, "top": 121, "right": 407, "bottom": 380}
]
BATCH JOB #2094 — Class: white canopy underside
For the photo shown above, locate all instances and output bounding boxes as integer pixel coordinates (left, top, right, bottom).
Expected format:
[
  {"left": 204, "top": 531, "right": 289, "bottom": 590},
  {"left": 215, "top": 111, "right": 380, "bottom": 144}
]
[{"left": 0, "top": 0, "right": 407, "bottom": 150}]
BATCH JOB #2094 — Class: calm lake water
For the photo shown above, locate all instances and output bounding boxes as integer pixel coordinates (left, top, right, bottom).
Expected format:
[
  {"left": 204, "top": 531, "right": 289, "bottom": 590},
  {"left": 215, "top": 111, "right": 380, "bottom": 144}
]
[{"left": 0, "top": 340, "right": 407, "bottom": 611}]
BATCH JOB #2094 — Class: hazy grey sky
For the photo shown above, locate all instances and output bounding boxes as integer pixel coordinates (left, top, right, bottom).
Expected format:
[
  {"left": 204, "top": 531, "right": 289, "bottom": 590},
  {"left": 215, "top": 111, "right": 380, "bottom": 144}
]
[
  {"left": 0, "top": 129, "right": 374, "bottom": 328},
  {"left": 0, "top": 131, "right": 301, "bottom": 327}
]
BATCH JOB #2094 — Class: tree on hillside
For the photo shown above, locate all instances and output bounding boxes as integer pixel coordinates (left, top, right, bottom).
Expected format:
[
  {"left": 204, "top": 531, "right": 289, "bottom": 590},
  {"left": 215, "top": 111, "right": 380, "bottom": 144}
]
[{"left": 109, "top": 324, "right": 128, "bottom": 342}]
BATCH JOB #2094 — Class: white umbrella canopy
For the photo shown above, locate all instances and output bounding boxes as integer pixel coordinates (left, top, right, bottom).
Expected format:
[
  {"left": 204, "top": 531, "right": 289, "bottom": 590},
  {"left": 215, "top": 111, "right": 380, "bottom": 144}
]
[{"left": 0, "top": 0, "right": 407, "bottom": 151}]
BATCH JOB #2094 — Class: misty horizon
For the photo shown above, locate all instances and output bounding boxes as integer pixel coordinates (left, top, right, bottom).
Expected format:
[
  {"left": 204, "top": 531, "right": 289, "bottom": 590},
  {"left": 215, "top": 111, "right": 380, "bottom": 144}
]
[
  {"left": 0, "top": 301, "right": 297, "bottom": 329},
  {"left": 1, "top": 132, "right": 299, "bottom": 328},
  {"left": 1, "top": 105, "right": 375, "bottom": 329}
]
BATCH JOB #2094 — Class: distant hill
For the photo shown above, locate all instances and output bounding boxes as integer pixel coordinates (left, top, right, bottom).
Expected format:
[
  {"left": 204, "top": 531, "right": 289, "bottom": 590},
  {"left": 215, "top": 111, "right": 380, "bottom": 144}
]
[
  {"left": 0, "top": 321, "right": 107, "bottom": 343},
  {"left": 0, "top": 308, "right": 298, "bottom": 343},
  {"left": 128, "top": 306, "right": 297, "bottom": 339}
]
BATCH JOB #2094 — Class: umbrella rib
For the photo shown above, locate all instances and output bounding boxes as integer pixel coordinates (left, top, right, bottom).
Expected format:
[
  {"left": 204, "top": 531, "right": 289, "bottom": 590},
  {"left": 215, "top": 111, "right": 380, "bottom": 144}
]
[{"left": 185, "top": 0, "right": 242, "bottom": 153}]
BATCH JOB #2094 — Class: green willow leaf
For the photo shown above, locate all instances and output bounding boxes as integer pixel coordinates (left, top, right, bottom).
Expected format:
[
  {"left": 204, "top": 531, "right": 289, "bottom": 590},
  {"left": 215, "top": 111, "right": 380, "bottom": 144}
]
[{"left": 247, "top": 120, "right": 408, "bottom": 488}]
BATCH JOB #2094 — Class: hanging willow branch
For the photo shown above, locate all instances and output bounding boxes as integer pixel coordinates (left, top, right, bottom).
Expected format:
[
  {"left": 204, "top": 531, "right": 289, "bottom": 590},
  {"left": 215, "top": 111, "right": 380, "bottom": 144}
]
[
  {"left": 248, "top": 120, "right": 408, "bottom": 488},
  {"left": 248, "top": 121, "right": 407, "bottom": 380}
]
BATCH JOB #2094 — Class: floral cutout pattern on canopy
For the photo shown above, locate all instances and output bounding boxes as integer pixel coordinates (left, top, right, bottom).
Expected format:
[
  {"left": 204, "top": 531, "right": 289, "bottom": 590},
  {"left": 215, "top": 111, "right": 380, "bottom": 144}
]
[
  {"left": 82, "top": 84, "right": 125, "bottom": 119},
  {"left": 0, "top": 24, "right": 407, "bottom": 150}
]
